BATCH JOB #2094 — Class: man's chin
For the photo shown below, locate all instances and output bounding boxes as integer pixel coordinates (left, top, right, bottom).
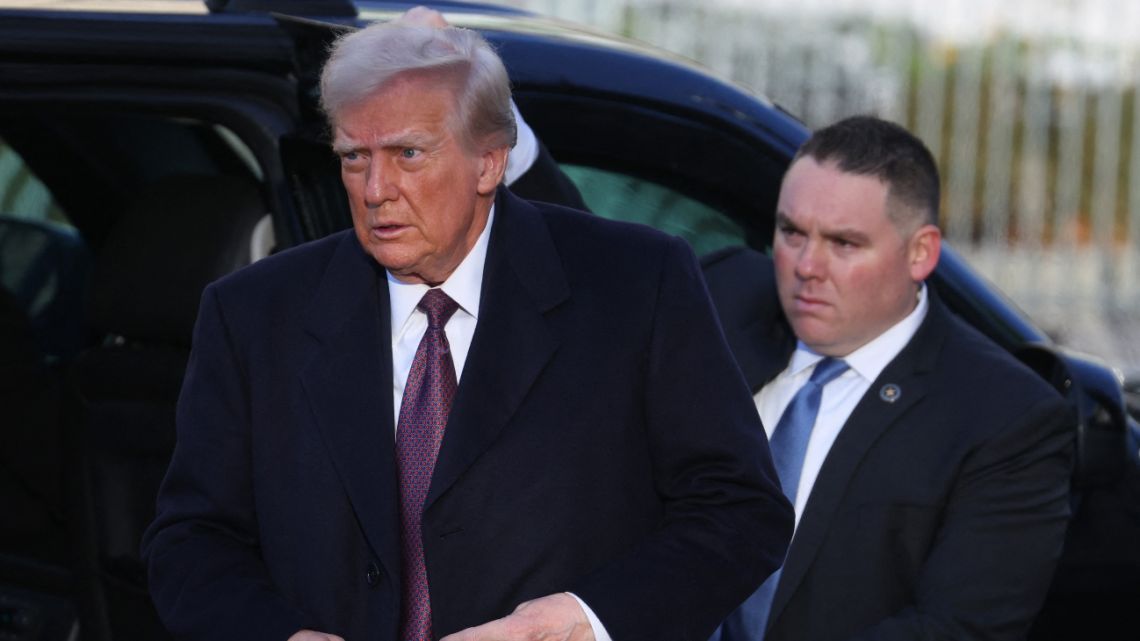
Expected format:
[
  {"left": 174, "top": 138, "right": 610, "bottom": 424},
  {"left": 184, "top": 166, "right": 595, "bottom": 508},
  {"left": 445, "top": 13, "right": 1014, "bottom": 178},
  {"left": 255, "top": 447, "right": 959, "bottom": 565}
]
[
  {"left": 788, "top": 318, "right": 838, "bottom": 353},
  {"left": 363, "top": 249, "right": 418, "bottom": 281},
  {"left": 384, "top": 266, "right": 433, "bottom": 285}
]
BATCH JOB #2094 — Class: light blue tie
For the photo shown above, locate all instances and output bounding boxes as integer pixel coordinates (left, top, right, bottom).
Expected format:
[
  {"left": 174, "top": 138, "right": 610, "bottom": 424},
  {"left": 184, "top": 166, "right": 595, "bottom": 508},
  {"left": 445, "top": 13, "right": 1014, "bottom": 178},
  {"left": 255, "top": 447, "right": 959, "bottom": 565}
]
[
  {"left": 712, "top": 357, "right": 849, "bottom": 641},
  {"left": 769, "top": 357, "right": 850, "bottom": 502}
]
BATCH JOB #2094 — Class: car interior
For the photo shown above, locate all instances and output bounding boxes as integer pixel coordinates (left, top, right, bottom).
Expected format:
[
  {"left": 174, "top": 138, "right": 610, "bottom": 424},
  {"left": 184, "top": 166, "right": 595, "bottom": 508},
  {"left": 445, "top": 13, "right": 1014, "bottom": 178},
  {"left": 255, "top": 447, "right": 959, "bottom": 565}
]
[{"left": 0, "top": 108, "right": 278, "bottom": 639}]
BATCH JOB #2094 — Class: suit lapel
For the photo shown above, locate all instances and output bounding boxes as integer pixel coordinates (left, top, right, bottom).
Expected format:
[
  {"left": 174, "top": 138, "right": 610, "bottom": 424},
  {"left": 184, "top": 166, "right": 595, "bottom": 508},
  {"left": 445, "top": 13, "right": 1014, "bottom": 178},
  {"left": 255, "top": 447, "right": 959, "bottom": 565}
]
[
  {"left": 298, "top": 233, "right": 402, "bottom": 579},
  {"left": 767, "top": 297, "right": 953, "bottom": 628},
  {"left": 742, "top": 317, "right": 796, "bottom": 391},
  {"left": 702, "top": 246, "right": 796, "bottom": 392},
  {"left": 425, "top": 188, "right": 569, "bottom": 510}
]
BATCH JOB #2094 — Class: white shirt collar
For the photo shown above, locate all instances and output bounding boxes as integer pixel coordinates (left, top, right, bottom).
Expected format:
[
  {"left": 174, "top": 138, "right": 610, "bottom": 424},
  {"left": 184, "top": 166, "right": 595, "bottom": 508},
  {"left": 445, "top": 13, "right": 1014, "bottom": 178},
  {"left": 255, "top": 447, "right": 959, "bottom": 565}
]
[
  {"left": 387, "top": 204, "right": 494, "bottom": 330},
  {"left": 787, "top": 284, "right": 929, "bottom": 382}
]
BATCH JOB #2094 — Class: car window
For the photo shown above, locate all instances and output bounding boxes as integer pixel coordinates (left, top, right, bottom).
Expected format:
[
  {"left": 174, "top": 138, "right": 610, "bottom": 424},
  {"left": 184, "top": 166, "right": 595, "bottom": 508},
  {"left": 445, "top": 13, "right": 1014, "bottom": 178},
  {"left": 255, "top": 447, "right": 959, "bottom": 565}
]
[
  {"left": 0, "top": 139, "right": 89, "bottom": 360},
  {"left": 0, "top": 140, "right": 71, "bottom": 230},
  {"left": 514, "top": 90, "right": 785, "bottom": 258},
  {"left": 560, "top": 163, "right": 747, "bottom": 255},
  {"left": 0, "top": 108, "right": 275, "bottom": 359}
]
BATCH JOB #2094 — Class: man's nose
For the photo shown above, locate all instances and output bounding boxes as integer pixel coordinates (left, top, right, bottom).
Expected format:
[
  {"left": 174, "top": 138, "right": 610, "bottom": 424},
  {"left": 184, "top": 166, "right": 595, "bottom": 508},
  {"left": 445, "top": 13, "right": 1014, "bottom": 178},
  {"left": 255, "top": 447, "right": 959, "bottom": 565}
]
[
  {"left": 794, "top": 239, "right": 825, "bottom": 280},
  {"left": 364, "top": 160, "right": 398, "bottom": 206}
]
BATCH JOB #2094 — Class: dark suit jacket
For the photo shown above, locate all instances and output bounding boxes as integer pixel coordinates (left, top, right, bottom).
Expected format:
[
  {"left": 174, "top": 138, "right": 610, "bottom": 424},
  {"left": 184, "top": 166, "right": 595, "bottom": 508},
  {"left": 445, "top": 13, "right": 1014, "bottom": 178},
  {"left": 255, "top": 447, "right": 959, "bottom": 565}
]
[
  {"left": 506, "top": 138, "right": 590, "bottom": 213},
  {"left": 141, "top": 188, "right": 793, "bottom": 641},
  {"left": 702, "top": 246, "right": 1074, "bottom": 641}
]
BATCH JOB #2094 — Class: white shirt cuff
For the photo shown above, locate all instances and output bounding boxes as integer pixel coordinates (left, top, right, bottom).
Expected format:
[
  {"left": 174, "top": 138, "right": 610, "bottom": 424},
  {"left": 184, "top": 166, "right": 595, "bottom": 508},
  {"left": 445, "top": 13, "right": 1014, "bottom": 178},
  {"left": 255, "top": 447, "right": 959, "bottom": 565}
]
[
  {"left": 566, "top": 592, "right": 612, "bottom": 641},
  {"left": 504, "top": 100, "right": 539, "bottom": 186}
]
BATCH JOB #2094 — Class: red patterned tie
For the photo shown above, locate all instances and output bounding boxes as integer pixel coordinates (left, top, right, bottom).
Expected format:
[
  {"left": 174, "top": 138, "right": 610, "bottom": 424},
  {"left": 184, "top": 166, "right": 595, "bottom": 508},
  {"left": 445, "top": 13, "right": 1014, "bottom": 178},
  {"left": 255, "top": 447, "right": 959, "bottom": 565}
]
[{"left": 396, "top": 288, "right": 460, "bottom": 641}]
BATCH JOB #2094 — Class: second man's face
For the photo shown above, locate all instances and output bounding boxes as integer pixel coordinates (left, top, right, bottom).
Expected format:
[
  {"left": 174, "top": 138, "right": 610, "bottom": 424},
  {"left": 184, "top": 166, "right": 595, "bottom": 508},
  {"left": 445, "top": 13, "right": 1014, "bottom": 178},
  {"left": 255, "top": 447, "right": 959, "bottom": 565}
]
[
  {"left": 334, "top": 71, "right": 506, "bottom": 286},
  {"left": 773, "top": 157, "right": 935, "bottom": 357}
]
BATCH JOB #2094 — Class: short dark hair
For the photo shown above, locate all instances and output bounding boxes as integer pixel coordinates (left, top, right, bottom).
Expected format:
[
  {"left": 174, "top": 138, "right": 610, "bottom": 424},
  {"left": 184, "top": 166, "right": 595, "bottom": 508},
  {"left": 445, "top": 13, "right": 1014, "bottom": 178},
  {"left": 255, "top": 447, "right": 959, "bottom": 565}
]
[{"left": 794, "top": 115, "right": 940, "bottom": 229}]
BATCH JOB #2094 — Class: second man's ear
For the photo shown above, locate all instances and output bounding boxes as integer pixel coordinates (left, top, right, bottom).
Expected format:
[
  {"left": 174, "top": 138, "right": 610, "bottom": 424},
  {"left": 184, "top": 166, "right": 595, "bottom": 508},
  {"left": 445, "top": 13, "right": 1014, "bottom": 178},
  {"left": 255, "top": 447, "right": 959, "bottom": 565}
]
[{"left": 908, "top": 224, "right": 942, "bottom": 282}]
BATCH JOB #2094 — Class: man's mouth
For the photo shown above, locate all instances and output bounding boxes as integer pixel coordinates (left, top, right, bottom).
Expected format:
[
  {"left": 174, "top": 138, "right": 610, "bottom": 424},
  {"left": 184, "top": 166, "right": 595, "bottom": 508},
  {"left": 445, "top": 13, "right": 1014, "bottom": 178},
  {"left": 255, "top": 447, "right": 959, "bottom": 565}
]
[
  {"left": 792, "top": 293, "right": 828, "bottom": 311},
  {"left": 370, "top": 223, "right": 407, "bottom": 239}
]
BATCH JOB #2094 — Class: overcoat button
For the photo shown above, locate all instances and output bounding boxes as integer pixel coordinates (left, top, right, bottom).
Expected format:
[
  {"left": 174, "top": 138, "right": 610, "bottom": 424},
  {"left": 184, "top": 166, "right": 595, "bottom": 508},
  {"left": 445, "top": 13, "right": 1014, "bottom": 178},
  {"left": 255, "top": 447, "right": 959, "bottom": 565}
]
[{"left": 365, "top": 561, "right": 381, "bottom": 587}]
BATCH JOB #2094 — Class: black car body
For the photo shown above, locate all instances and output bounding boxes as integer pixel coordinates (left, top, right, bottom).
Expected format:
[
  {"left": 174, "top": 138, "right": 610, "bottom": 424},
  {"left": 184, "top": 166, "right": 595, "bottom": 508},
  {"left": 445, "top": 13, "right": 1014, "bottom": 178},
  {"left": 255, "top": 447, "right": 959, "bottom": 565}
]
[{"left": 0, "top": 1, "right": 1137, "bottom": 640}]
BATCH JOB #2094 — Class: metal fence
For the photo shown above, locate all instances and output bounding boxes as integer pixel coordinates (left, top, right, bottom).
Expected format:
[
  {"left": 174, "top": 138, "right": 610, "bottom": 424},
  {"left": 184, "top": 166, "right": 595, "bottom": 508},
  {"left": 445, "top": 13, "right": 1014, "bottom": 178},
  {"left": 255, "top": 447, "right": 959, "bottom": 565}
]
[{"left": 499, "top": 0, "right": 1140, "bottom": 372}]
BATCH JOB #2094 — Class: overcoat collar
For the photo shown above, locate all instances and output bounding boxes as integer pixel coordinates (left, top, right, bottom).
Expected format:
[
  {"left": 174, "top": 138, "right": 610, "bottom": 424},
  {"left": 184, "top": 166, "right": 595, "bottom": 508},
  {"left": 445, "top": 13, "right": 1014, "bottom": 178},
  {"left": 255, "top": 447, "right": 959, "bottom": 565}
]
[
  {"left": 298, "top": 231, "right": 402, "bottom": 581},
  {"left": 297, "top": 187, "right": 569, "bottom": 579},
  {"left": 425, "top": 187, "right": 568, "bottom": 509}
]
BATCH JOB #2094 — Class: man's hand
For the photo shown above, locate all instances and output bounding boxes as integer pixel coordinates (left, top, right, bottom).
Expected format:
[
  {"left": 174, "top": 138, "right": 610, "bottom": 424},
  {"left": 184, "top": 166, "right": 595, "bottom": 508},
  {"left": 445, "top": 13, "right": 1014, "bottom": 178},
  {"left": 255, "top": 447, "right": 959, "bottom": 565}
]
[
  {"left": 440, "top": 593, "right": 596, "bottom": 641},
  {"left": 395, "top": 5, "right": 449, "bottom": 28},
  {"left": 287, "top": 631, "right": 345, "bottom": 641}
]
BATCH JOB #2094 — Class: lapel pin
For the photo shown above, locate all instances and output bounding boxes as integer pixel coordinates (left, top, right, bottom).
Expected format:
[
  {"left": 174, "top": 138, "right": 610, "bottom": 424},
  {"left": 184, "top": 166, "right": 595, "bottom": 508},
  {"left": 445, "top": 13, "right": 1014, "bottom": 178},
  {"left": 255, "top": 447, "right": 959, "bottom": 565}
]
[{"left": 879, "top": 384, "right": 901, "bottom": 403}]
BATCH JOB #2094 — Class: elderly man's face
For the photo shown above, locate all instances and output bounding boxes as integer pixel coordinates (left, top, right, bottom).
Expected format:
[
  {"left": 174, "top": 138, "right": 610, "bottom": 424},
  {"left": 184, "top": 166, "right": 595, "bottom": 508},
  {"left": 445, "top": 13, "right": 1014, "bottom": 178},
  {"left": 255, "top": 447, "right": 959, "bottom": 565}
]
[
  {"left": 333, "top": 72, "right": 506, "bottom": 285},
  {"left": 773, "top": 157, "right": 939, "bottom": 357}
]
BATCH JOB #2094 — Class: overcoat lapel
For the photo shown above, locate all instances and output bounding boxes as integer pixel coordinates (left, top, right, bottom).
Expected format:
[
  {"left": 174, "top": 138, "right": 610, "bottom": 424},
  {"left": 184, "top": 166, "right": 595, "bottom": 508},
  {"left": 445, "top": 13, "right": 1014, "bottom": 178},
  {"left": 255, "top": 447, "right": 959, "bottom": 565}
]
[
  {"left": 742, "top": 319, "right": 796, "bottom": 392},
  {"left": 298, "top": 233, "right": 402, "bottom": 581},
  {"left": 767, "top": 298, "right": 952, "bottom": 627},
  {"left": 426, "top": 188, "right": 568, "bottom": 510}
]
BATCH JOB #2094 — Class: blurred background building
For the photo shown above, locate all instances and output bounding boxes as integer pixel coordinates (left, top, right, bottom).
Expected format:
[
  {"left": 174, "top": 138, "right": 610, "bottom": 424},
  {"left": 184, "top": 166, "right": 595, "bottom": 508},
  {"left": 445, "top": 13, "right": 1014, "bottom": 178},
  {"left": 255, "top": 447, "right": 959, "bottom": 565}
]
[{"left": 495, "top": 0, "right": 1140, "bottom": 378}]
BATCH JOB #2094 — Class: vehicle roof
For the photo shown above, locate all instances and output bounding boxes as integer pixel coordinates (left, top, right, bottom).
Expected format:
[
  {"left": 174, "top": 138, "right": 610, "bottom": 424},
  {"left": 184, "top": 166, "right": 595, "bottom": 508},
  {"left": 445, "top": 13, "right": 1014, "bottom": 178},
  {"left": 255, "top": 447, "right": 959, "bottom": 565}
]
[{"left": 0, "top": 0, "right": 808, "bottom": 156}]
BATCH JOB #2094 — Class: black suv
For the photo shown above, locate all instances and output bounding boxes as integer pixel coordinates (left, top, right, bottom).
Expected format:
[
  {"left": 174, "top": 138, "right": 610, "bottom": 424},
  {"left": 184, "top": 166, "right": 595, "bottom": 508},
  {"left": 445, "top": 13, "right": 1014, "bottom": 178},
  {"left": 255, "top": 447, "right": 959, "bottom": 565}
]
[{"left": 1, "top": 1, "right": 1137, "bottom": 640}]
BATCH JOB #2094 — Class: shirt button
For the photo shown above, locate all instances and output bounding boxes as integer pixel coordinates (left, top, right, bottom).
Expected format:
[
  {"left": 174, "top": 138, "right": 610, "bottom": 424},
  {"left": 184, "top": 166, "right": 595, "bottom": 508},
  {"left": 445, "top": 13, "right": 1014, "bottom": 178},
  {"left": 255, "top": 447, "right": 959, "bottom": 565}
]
[{"left": 365, "top": 561, "right": 381, "bottom": 587}]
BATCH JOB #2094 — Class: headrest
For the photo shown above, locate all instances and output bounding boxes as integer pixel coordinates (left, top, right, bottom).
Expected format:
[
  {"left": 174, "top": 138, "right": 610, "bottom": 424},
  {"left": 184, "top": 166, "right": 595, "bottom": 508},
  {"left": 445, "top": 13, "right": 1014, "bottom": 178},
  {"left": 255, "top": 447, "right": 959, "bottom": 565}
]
[{"left": 89, "top": 174, "right": 266, "bottom": 346}]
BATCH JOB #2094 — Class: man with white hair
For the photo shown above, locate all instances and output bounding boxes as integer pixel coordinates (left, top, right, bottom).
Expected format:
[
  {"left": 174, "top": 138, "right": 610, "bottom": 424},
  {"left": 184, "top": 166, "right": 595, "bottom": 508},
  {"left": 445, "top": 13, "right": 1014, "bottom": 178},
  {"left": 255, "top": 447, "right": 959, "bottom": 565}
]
[{"left": 143, "top": 10, "right": 793, "bottom": 641}]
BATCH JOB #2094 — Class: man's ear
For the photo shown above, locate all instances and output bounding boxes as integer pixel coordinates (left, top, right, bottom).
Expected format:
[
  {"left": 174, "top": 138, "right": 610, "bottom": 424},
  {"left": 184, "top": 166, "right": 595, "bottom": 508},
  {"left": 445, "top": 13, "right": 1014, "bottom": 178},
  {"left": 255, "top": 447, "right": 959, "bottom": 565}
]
[
  {"left": 908, "top": 224, "right": 942, "bottom": 282},
  {"left": 476, "top": 146, "right": 510, "bottom": 195}
]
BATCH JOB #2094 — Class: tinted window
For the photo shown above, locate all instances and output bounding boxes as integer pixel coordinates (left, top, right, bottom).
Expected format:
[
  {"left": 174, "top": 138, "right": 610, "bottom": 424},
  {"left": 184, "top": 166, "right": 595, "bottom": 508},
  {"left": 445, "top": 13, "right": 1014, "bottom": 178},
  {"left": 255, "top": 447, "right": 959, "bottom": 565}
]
[
  {"left": 561, "top": 163, "right": 747, "bottom": 255},
  {"left": 516, "top": 91, "right": 785, "bottom": 255},
  {"left": 0, "top": 140, "right": 88, "bottom": 360},
  {"left": 0, "top": 141, "right": 71, "bottom": 230}
]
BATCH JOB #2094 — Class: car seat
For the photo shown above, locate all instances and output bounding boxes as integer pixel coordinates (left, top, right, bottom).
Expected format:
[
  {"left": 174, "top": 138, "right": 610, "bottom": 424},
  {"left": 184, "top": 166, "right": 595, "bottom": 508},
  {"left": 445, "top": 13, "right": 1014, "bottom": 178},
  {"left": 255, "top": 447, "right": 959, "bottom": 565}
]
[
  {"left": 68, "top": 173, "right": 266, "bottom": 640},
  {"left": 0, "top": 216, "right": 91, "bottom": 558},
  {"left": 0, "top": 217, "right": 92, "bottom": 640}
]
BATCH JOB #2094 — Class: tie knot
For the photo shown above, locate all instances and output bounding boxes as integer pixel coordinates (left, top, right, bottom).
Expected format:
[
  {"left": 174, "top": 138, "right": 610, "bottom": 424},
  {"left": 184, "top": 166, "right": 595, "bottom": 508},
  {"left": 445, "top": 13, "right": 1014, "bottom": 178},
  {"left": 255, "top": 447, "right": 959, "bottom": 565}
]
[
  {"left": 419, "top": 289, "right": 459, "bottom": 329},
  {"left": 809, "top": 357, "right": 849, "bottom": 387}
]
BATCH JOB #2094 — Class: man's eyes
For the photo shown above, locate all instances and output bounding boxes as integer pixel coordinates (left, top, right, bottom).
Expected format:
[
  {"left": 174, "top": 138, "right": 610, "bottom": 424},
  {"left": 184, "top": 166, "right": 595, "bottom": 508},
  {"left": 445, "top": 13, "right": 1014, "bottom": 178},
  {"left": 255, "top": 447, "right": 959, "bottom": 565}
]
[
  {"left": 777, "top": 227, "right": 859, "bottom": 251},
  {"left": 336, "top": 148, "right": 422, "bottom": 168},
  {"left": 338, "top": 152, "right": 367, "bottom": 173}
]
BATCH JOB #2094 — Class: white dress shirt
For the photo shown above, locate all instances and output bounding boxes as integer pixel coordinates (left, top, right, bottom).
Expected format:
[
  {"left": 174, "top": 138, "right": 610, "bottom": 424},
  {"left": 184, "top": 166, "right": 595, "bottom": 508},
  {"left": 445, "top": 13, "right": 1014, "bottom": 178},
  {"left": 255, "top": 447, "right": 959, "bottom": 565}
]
[
  {"left": 755, "top": 285, "right": 929, "bottom": 527},
  {"left": 386, "top": 205, "right": 612, "bottom": 641},
  {"left": 389, "top": 207, "right": 493, "bottom": 423}
]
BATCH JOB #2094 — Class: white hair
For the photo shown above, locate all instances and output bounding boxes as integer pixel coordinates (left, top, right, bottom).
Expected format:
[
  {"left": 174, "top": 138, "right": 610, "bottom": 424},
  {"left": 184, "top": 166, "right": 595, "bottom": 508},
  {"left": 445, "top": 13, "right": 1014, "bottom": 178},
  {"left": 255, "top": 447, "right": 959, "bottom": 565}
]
[{"left": 320, "top": 22, "right": 516, "bottom": 150}]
